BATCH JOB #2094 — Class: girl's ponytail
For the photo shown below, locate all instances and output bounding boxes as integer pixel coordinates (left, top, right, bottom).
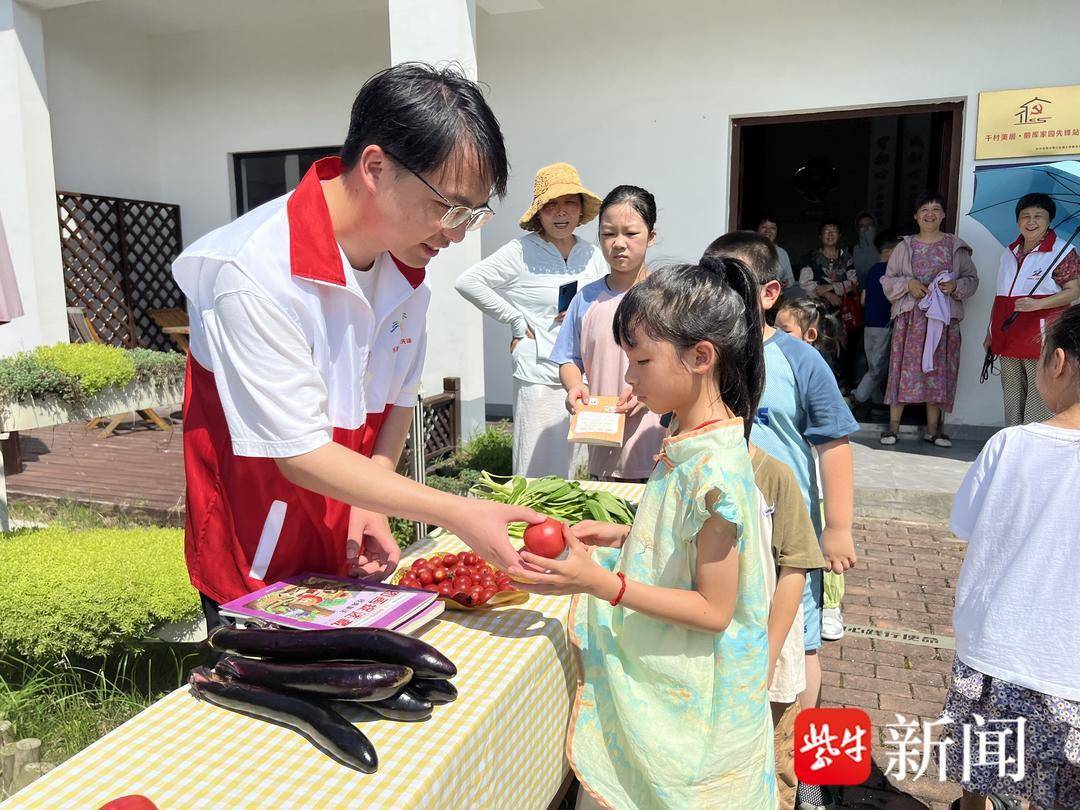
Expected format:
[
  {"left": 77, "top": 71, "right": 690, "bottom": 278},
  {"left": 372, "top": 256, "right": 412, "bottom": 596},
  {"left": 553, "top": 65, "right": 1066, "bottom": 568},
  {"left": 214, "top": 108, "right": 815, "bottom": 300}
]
[{"left": 715, "top": 257, "right": 765, "bottom": 436}]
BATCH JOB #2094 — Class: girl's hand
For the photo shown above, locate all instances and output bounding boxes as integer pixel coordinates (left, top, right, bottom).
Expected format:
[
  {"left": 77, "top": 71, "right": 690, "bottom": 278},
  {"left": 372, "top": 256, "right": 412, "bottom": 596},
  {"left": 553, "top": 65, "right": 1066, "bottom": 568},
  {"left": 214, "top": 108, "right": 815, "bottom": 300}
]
[
  {"left": 614, "top": 386, "right": 644, "bottom": 417},
  {"left": 565, "top": 383, "right": 590, "bottom": 414},
  {"left": 1013, "top": 297, "right": 1042, "bottom": 313},
  {"left": 507, "top": 523, "right": 618, "bottom": 597},
  {"left": 939, "top": 280, "right": 958, "bottom": 296},
  {"left": 571, "top": 520, "right": 630, "bottom": 548}
]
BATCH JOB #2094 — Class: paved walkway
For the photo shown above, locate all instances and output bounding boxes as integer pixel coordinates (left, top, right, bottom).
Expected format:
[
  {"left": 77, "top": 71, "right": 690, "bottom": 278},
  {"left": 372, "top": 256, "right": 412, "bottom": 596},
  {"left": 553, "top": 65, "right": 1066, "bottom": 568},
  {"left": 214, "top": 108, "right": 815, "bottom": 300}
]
[
  {"left": 851, "top": 427, "right": 982, "bottom": 522},
  {"left": 828, "top": 517, "right": 966, "bottom": 809}
]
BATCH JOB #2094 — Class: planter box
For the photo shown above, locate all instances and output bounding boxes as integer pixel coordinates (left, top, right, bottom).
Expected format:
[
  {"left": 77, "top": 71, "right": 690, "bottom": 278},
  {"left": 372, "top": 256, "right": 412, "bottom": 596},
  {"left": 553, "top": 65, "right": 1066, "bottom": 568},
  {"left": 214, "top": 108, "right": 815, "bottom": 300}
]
[{"left": 0, "top": 379, "right": 184, "bottom": 433}]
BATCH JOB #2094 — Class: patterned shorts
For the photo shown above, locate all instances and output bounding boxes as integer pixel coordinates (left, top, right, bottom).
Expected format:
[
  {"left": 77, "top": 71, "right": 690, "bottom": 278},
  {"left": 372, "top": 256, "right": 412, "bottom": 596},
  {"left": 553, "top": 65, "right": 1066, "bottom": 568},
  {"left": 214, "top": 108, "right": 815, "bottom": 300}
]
[{"left": 941, "top": 659, "right": 1080, "bottom": 808}]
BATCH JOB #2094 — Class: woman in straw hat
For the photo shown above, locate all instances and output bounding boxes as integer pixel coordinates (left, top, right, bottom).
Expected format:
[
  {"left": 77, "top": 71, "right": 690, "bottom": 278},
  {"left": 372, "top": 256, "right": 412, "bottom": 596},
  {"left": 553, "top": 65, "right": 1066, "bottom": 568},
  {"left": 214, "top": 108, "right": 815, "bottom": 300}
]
[{"left": 456, "top": 163, "right": 607, "bottom": 477}]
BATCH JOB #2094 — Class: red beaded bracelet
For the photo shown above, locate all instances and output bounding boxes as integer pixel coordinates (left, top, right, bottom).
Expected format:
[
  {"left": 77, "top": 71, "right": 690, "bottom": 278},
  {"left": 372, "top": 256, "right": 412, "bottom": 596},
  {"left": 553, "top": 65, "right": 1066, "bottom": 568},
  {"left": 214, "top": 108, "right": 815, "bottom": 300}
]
[{"left": 610, "top": 572, "right": 628, "bottom": 606}]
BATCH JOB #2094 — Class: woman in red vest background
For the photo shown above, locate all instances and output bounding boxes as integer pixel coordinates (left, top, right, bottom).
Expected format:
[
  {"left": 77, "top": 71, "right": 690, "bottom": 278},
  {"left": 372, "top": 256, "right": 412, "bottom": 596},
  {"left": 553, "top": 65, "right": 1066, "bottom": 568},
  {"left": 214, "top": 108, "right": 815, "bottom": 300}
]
[{"left": 989, "top": 193, "right": 1080, "bottom": 425}]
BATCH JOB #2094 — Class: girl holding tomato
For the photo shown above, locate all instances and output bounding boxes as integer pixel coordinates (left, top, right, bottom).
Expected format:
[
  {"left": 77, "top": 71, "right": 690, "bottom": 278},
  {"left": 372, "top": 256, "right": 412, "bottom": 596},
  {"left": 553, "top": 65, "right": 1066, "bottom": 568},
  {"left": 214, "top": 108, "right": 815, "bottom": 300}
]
[{"left": 511, "top": 258, "right": 775, "bottom": 808}]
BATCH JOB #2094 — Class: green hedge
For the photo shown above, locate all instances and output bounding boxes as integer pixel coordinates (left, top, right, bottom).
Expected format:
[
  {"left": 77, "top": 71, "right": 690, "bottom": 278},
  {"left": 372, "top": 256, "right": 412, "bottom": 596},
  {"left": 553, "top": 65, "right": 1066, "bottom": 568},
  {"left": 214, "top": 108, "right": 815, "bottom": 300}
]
[
  {"left": 0, "top": 343, "right": 185, "bottom": 407},
  {"left": 0, "top": 527, "right": 200, "bottom": 662},
  {"left": 450, "top": 424, "right": 512, "bottom": 478}
]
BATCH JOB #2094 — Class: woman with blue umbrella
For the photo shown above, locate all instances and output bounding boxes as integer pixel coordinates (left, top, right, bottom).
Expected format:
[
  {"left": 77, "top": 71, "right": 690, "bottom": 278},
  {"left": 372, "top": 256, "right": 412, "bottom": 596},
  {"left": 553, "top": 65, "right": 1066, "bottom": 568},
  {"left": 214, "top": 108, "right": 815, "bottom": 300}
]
[{"left": 988, "top": 192, "right": 1080, "bottom": 425}]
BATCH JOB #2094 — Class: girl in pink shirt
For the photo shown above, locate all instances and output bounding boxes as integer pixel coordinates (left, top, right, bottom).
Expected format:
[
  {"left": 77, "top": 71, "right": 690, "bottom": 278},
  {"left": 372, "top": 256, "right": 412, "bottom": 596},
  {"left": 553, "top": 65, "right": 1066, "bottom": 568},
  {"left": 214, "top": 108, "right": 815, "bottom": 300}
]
[{"left": 552, "top": 186, "right": 667, "bottom": 482}]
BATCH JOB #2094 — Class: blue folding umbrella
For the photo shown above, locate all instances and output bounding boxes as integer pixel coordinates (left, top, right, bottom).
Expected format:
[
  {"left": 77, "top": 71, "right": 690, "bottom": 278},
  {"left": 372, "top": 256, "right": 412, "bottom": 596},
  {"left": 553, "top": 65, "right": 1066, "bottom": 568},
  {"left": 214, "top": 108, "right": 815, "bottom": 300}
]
[{"left": 969, "top": 160, "right": 1080, "bottom": 335}]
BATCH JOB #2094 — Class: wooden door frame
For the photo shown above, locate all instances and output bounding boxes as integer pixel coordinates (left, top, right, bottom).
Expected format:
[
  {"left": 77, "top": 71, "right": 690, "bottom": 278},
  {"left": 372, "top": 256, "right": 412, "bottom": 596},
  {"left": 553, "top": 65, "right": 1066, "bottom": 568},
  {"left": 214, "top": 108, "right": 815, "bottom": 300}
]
[{"left": 728, "top": 100, "right": 966, "bottom": 233}]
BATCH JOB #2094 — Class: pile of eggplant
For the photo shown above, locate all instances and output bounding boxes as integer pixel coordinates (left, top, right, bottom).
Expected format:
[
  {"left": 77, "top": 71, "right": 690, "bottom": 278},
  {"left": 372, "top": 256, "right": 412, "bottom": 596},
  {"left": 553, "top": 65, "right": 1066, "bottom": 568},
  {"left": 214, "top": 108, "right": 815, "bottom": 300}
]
[{"left": 188, "top": 626, "right": 459, "bottom": 773}]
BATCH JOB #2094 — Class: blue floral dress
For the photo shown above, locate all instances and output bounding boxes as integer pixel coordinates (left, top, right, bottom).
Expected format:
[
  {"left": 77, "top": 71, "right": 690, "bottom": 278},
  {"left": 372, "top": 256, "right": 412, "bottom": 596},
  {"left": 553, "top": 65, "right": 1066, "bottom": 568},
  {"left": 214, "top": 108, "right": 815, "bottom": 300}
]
[{"left": 567, "top": 419, "right": 775, "bottom": 809}]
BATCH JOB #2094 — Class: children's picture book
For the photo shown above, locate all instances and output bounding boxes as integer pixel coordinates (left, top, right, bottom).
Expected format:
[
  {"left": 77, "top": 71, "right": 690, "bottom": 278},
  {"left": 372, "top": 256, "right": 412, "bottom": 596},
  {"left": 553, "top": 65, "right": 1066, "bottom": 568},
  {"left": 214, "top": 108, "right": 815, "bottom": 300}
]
[
  {"left": 219, "top": 573, "right": 442, "bottom": 632},
  {"left": 568, "top": 395, "right": 626, "bottom": 447}
]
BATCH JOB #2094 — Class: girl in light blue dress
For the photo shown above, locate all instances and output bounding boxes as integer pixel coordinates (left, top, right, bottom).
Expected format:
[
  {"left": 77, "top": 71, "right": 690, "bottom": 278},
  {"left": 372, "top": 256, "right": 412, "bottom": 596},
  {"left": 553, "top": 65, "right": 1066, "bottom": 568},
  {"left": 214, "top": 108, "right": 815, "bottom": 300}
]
[{"left": 510, "top": 258, "right": 776, "bottom": 809}]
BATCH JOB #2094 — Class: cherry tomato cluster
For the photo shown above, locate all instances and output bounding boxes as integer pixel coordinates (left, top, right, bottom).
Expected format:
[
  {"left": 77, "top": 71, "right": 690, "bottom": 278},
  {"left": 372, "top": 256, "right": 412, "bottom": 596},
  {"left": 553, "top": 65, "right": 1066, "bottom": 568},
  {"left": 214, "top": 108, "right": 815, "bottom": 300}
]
[{"left": 398, "top": 552, "right": 515, "bottom": 607}]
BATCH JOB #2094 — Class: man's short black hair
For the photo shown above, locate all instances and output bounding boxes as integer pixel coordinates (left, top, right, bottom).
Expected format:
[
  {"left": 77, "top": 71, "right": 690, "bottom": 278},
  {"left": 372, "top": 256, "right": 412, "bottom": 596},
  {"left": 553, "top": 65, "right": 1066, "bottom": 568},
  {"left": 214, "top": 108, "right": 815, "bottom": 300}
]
[
  {"left": 340, "top": 62, "right": 509, "bottom": 198},
  {"left": 1015, "top": 192, "right": 1057, "bottom": 222},
  {"left": 702, "top": 231, "right": 781, "bottom": 285}
]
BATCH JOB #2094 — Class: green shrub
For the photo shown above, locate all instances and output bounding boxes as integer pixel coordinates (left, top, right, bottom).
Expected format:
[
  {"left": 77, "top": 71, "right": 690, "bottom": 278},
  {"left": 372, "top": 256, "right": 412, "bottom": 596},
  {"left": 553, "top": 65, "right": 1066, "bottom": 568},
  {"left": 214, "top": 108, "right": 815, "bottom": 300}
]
[
  {"left": 32, "top": 343, "right": 134, "bottom": 397},
  {"left": 0, "top": 526, "right": 199, "bottom": 662},
  {"left": 0, "top": 343, "right": 184, "bottom": 407},
  {"left": 452, "top": 423, "right": 513, "bottom": 476},
  {"left": 0, "top": 352, "right": 82, "bottom": 405},
  {"left": 425, "top": 473, "right": 470, "bottom": 497},
  {"left": 129, "top": 347, "right": 187, "bottom": 385}
]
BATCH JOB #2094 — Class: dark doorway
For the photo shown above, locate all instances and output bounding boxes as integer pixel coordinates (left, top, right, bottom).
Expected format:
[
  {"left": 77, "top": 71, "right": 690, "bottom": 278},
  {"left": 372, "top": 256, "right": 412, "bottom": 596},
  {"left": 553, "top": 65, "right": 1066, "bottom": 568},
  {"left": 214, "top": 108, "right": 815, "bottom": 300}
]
[
  {"left": 730, "top": 102, "right": 964, "bottom": 259},
  {"left": 729, "top": 102, "right": 964, "bottom": 429}
]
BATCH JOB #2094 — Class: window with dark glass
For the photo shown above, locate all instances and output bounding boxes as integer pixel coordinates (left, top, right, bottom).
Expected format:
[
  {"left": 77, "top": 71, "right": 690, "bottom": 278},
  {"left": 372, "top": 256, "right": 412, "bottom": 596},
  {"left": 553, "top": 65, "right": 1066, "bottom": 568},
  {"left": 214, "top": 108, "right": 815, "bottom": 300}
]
[{"left": 233, "top": 146, "right": 340, "bottom": 216}]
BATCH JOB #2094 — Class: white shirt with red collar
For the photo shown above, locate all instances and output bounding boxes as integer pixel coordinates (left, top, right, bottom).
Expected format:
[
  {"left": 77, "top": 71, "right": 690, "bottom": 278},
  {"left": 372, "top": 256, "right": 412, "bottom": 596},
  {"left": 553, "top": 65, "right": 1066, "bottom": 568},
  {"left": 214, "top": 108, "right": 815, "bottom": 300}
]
[
  {"left": 990, "top": 228, "right": 1080, "bottom": 360},
  {"left": 172, "top": 157, "right": 429, "bottom": 603}
]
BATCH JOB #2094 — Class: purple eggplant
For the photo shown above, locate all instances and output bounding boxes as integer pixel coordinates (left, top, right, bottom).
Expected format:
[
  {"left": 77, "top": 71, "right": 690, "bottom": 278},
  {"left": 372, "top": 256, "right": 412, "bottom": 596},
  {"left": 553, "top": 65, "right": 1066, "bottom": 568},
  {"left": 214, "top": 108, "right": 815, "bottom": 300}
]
[
  {"left": 408, "top": 678, "right": 457, "bottom": 705},
  {"left": 206, "top": 626, "right": 456, "bottom": 679},
  {"left": 364, "top": 688, "right": 433, "bottom": 722},
  {"left": 215, "top": 657, "right": 411, "bottom": 702},
  {"left": 188, "top": 668, "right": 378, "bottom": 773}
]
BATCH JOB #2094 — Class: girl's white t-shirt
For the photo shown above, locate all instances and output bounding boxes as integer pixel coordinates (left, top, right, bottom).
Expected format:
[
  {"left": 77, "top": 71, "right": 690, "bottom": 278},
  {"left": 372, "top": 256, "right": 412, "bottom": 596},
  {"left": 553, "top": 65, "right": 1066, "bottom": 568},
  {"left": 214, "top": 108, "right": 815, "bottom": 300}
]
[{"left": 951, "top": 422, "right": 1080, "bottom": 701}]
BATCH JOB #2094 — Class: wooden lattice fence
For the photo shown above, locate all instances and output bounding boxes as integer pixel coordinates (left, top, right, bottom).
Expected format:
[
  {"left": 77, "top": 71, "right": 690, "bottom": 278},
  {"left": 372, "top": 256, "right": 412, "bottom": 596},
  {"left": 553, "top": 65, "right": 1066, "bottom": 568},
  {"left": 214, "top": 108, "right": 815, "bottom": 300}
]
[
  {"left": 57, "top": 192, "right": 184, "bottom": 351},
  {"left": 397, "top": 378, "right": 462, "bottom": 477}
]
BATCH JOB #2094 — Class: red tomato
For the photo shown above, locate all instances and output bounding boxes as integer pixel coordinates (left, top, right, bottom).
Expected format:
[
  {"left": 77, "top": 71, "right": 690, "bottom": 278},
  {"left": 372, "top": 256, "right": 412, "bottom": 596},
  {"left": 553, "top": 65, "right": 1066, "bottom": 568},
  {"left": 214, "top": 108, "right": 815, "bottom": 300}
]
[
  {"left": 422, "top": 582, "right": 440, "bottom": 593},
  {"left": 453, "top": 591, "right": 473, "bottom": 606},
  {"left": 98, "top": 798, "right": 159, "bottom": 810},
  {"left": 432, "top": 565, "right": 448, "bottom": 583},
  {"left": 523, "top": 518, "right": 566, "bottom": 559},
  {"left": 443, "top": 554, "right": 459, "bottom": 568},
  {"left": 464, "top": 552, "right": 479, "bottom": 566},
  {"left": 479, "top": 577, "right": 496, "bottom": 590},
  {"left": 452, "top": 575, "right": 472, "bottom": 591},
  {"left": 417, "top": 568, "right": 434, "bottom": 585},
  {"left": 411, "top": 558, "right": 428, "bottom": 571},
  {"left": 479, "top": 587, "right": 496, "bottom": 604},
  {"left": 437, "top": 582, "right": 455, "bottom": 597},
  {"left": 468, "top": 587, "right": 482, "bottom": 604},
  {"left": 400, "top": 576, "right": 419, "bottom": 589}
]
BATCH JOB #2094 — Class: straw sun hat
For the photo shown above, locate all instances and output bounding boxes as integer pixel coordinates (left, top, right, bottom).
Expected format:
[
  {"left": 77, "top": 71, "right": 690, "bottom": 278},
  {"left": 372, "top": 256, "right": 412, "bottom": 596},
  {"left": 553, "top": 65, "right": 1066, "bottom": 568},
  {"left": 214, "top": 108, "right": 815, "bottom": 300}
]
[{"left": 519, "top": 163, "right": 602, "bottom": 231}]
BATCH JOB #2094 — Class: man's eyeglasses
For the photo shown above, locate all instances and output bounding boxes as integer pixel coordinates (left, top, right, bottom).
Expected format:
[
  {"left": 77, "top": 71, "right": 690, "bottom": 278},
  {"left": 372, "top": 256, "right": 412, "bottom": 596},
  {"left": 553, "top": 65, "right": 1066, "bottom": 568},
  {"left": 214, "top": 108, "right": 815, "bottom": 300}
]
[{"left": 384, "top": 149, "right": 494, "bottom": 231}]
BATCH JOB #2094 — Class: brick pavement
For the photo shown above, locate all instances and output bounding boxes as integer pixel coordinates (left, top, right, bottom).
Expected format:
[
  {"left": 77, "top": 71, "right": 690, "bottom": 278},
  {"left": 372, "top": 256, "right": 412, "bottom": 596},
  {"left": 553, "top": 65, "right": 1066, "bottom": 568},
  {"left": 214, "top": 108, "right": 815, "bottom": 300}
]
[{"left": 824, "top": 517, "right": 967, "bottom": 810}]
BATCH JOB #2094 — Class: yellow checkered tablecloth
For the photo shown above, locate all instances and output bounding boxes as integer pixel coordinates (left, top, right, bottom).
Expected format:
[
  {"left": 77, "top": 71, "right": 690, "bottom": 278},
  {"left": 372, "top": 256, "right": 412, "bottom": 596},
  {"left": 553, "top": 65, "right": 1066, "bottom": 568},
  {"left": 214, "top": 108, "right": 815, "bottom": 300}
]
[{"left": 2, "top": 482, "right": 645, "bottom": 810}]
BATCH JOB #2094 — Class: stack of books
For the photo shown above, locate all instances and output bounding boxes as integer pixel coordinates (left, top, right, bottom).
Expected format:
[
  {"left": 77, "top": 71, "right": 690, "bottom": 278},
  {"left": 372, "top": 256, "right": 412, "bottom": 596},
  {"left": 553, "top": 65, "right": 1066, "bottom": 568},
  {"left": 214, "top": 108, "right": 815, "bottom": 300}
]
[{"left": 219, "top": 573, "right": 443, "bottom": 634}]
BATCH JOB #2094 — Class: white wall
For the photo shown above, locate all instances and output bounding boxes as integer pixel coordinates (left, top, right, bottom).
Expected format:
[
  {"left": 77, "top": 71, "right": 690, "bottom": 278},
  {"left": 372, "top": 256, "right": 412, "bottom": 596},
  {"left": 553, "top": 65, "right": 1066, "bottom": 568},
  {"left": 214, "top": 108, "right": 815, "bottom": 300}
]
[
  {"left": 476, "top": 0, "right": 1080, "bottom": 427},
  {"left": 43, "top": 7, "right": 159, "bottom": 201},
  {"left": 0, "top": 0, "right": 67, "bottom": 356},
  {"left": 151, "top": 8, "right": 390, "bottom": 245}
]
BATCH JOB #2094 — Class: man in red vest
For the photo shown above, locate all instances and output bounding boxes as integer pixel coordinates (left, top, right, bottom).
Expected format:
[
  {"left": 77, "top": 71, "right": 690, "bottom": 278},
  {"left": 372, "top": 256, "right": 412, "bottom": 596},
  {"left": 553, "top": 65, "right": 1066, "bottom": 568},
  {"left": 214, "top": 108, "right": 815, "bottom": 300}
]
[{"left": 173, "top": 63, "right": 541, "bottom": 623}]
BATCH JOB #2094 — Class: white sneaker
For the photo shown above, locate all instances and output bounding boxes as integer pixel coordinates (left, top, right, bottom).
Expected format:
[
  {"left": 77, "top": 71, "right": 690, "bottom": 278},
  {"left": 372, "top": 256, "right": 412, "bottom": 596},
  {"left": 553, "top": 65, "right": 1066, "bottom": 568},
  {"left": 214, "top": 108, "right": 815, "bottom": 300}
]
[{"left": 821, "top": 607, "right": 844, "bottom": 641}]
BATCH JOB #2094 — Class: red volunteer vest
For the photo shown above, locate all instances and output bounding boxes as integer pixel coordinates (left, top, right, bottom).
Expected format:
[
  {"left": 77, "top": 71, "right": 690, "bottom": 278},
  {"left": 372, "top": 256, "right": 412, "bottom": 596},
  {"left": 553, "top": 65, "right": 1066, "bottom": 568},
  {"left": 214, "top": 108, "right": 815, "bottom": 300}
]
[
  {"left": 180, "top": 157, "right": 425, "bottom": 603},
  {"left": 990, "top": 230, "right": 1070, "bottom": 360}
]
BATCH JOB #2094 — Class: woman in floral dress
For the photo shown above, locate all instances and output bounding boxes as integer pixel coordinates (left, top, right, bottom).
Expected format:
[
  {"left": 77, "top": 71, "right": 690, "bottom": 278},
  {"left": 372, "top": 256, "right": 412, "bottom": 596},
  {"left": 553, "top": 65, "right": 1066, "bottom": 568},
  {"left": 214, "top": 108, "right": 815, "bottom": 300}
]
[{"left": 880, "top": 193, "right": 979, "bottom": 446}]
